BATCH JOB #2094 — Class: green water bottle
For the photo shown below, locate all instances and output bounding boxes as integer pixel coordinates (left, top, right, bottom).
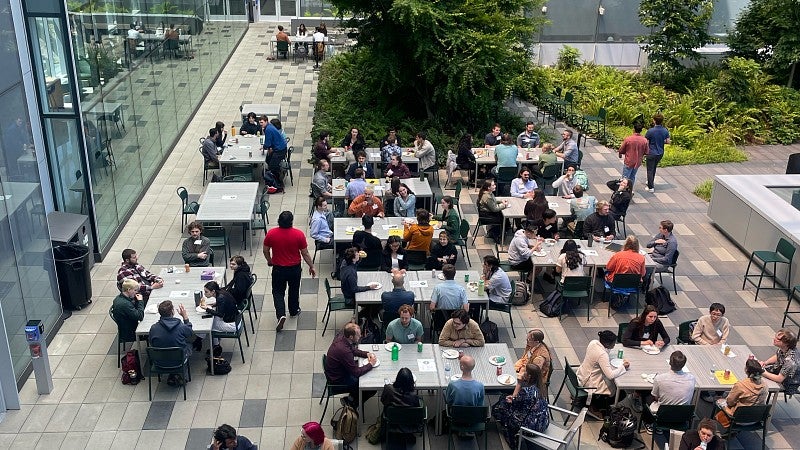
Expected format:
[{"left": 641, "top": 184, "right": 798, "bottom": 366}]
[
  {"left": 478, "top": 280, "right": 485, "bottom": 296},
  {"left": 391, "top": 343, "right": 399, "bottom": 361}
]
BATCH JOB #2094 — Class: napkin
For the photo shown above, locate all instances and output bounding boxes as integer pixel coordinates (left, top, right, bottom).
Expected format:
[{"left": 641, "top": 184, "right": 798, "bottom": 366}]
[{"left": 417, "top": 359, "right": 436, "bottom": 372}]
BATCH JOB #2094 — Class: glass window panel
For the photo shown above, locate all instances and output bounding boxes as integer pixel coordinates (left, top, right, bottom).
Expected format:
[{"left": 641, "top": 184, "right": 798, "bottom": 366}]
[
  {"left": 299, "top": 0, "right": 333, "bottom": 16},
  {"left": 30, "top": 17, "right": 74, "bottom": 113},
  {"left": 280, "top": 0, "right": 297, "bottom": 17},
  {"left": 709, "top": 0, "right": 749, "bottom": 40},
  {"left": 541, "top": 1, "right": 599, "bottom": 42},
  {"left": 44, "top": 118, "right": 86, "bottom": 215},
  {"left": 597, "top": 0, "right": 648, "bottom": 43}
]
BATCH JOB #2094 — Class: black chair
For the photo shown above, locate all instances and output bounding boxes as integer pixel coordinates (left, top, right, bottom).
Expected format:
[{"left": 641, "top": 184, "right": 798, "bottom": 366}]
[
  {"left": 431, "top": 309, "right": 457, "bottom": 342},
  {"left": 383, "top": 399, "right": 427, "bottom": 450},
  {"left": 603, "top": 273, "right": 641, "bottom": 317},
  {"left": 176, "top": 187, "right": 200, "bottom": 232},
  {"left": 452, "top": 180, "right": 463, "bottom": 217},
  {"left": 554, "top": 357, "right": 598, "bottom": 423},
  {"left": 718, "top": 404, "right": 771, "bottom": 450},
  {"left": 320, "top": 354, "right": 351, "bottom": 422},
  {"left": 496, "top": 166, "right": 518, "bottom": 196},
  {"left": 322, "top": 279, "right": 353, "bottom": 336},
  {"left": 242, "top": 274, "right": 258, "bottom": 334},
  {"left": 457, "top": 218, "right": 472, "bottom": 266},
  {"left": 557, "top": 275, "right": 593, "bottom": 321},
  {"left": 658, "top": 249, "right": 680, "bottom": 294},
  {"left": 487, "top": 283, "right": 516, "bottom": 337},
  {"left": 642, "top": 404, "right": 697, "bottom": 450},
  {"left": 146, "top": 347, "right": 191, "bottom": 401},
  {"left": 249, "top": 200, "right": 269, "bottom": 250},
  {"left": 204, "top": 226, "right": 230, "bottom": 263},
  {"left": 200, "top": 138, "right": 219, "bottom": 185},
  {"left": 276, "top": 40, "right": 290, "bottom": 59},
  {"left": 617, "top": 322, "right": 629, "bottom": 343},
  {"left": 405, "top": 249, "right": 428, "bottom": 270},
  {"left": 742, "top": 237, "right": 796, "bottom": 301},
  {"left": 787, "top": 153, "right": 800, "bottom": 174},
  {"left": 536, "top": 164, "right": 561, "bottom": 193},
  {"left": 212, "top": 312, "right": 249, "bottom": 363},
  {"left": 676, "top": 320, "right": 696, "bottom": 344},
  {"left": 281, "top": 146, "right": 294, "bottom": 186},
  {"left": 447, "top": 405, "right": 489, "bottom": 450},
  {"left": 109, "top": 305, "right": 137, "bottom": 367}
]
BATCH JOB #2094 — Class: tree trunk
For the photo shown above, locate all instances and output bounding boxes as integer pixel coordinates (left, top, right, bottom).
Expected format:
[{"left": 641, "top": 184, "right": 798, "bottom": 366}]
[{"left": 788, "top": 61, "right": 797, "bottom": 89}]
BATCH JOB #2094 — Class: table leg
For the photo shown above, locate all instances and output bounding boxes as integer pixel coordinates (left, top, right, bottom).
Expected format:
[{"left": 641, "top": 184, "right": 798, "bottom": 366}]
[
  {"left": 474, "top": 161, "right": 478, "bottom": 190},
  {"left": 435, "top": 387, "right": 443, "bottom": 435},
  {"left": 208, "top": 334, "right": 215, "bottom": 375}
]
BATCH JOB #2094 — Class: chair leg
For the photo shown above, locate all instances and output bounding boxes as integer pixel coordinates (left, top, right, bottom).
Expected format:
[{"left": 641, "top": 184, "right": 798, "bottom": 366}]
[
  {"left": 322, "top": 311, "right": 331, "bottom": 336},
  {"left": 237, "top": 335, "right": 245, "bottom": 363},
  {"left": 320, "top": 394, "right": 330, "bottom": 422},
  {"left": 243, "top": 323, "right": 250, "bottom": 347},
  {"left": 742, "top": 256, "right": 754, "bottom": 289},
  {"left": 148, "top": 373, "right": 153, "bottom": 401},
  {"left": 508, "top": 310, "right": 515, "bottom": 337},
  {"left": 248, "top": 308, "right": 255, "bottom": 334}
]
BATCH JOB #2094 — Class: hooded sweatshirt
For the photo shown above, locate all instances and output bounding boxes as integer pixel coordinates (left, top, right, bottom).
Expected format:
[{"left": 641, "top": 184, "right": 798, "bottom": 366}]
[
  {"left": 149, "top": 316, "right": 194, "bottom": 357},
  {"left": 224, "top": 262, "right": 252, "bottom": 308},
  {"left": 722, "top": 377, "right": 767, "bottom": 415},
  {"left": 508, "top": 229, "right": 534, "bottom": 265},
  {"left": 403, "top": 224, "right": 435, "bottom": 254}
]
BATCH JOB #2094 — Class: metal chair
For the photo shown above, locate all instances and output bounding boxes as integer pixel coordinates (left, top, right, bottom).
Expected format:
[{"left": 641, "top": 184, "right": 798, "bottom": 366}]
[
  {"left": 249, "top": 200, "right": 269, "bottom": 250},
  {"left": 642, "top": 404, "right": 697, "bottom": 450},
  {"left": 447, "top": 405, "right": 489, "bottom": 450},
  {"left": 320, "top": 354, "right": 352, "bottom": 422},
  {"left": 204, "top": 226, "right": 230, "bottom": 264},
  {"left": 282, "top": 146, "right": 294, "bottom": 185},
  {"left": 742, "top": 237, "right": 796, "bottom": 301},
  {"left": 293, "top": 44, "right": 308, "bottom": 63},
  {"left": 322, "top": 278, "right": 353, "bottom": 336},
  {"left": 242, "top": 273, "right": 258, "bottom": 334},
  {"left": 617, "top": 322, "right": 629, "bottom": 343},
  {"left": 487, "top": 282, "right": 516, "bottom": 337},
  {"left": 554, "top": 358, "right": 597, "bottom": 422},
  {"left": 602, "top": 273, "right": 642, "bottom": 317},
  {"left": 557, "top": 275, "right": 593, "bottom": 321},
  {"left": 718, "top": 403, "right": 771, "bottom": 450},
  {"left": 452, "top": 180, "right": 463, "bottom": 217},
  {"left": 146, "top": 347, "right": 191, "bottom": 401},
  {"left": 176, "top": 187, "right": 200, "bottom": 232},
  {"left": 457, "top": 218, "right": 472, "bottom": 266},
  {"left": 676, "top": 320, "right": 696, "bottom": 344},
  {"left": 658, "top": 249, "right": 680, "bottom": 294},
  {"left": 211, "top": 311, "right": 249, "bottom": 363},
  {"left": 517, "top": 406, "right": 587, "bottom": 450},
  {"left": 110, "top": 305, "right": 137, "bottom": 367},
  {"left": 582, "top": 106, "right": 608, "bottom": 141},
  {"left": 496, "top": 166, "right": 518, "bottom": 196},
  {"left": 536, "top": 164, "right": 561, "bottom": 194},
  {"left": 383, "top": 399, "right": 427, "bottom": 450},
  {"left": 222, "top": 175, "right": 247, "bottom": 182}
]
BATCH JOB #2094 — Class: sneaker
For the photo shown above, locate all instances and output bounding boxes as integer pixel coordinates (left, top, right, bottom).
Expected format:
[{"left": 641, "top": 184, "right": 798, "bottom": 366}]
[
  {"left": 645, "top": 424, "right": 654, "bottom": 435},
  {"left": 276, "top": 316, "right": 286, "bottom": 331},
  {"left": 213, "top": 345, "right": 223, "bottom": 357},
  {"left": 648, "top": 188, "right": 655, "bottom": 193},
  {"left": 290, "top": 308, "right": 302, "bottom": 317}
]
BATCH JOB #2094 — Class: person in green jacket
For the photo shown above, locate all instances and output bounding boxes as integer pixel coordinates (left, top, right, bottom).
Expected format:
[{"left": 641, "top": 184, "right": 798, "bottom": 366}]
[
  {"left": 439, "top": 195, "right": 460, "bottom": 238},
  {"left": 112, "top": 279, "right": 145, "bottom": 342}
]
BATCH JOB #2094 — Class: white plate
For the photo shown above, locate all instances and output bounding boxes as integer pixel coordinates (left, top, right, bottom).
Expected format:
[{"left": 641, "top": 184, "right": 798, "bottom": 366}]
[
  {"left": 195, "top": 306, "right": 206, "bottom": 313},
  {"left": 532, "top": 251, "right": 548, "bottom": 257},
  {"left": 370, "top": 282, "right": 383, "bottom": 290},
  {"left": 641, "top": 346, "right": 661, "bottom": 355},
  {"left": 450, "top": 374, "right": 462, "bottom": 381},
  {"left": 441, "top": 349, "right": 459, "bottom": 359},
  {"left": 385, "top": 343, "right": 402, "bottom": 352},
  {"left": 498, "top": 374, "right": 517, "bottom": 385},
  {"left": 488, "top": 355, "right": 507, "bottom": 366},
  {"left": 544, "top": 239, "right": 556, "bottom": 245},
  {"left": 437, "top": 273, "right": 445, "bottom": 280},
  {"left": 610, "top": 358, "right": 623, "bottom": 368},
  {"left": 362, "top": 358, "right": 380, "bottom": 368}
]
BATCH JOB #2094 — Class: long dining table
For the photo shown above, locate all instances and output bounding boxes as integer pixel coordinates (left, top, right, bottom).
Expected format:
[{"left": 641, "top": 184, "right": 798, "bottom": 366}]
[
  {"left": 471, "top": 147, "right": 564, "bottom": 188},
  {"left": 497, "top": 195, "right": 572, "bottom": 247},
  {"left": 195, "top": 182, "right": 259, "bottom": 255}
]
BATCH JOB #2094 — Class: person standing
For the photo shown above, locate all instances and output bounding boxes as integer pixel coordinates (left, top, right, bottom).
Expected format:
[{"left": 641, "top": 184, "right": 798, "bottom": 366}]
[
  {"left": 644, "top": 113, "right": 671, "bottom": 193},
  {"left": 618, "top": 123, "right": 649, "bottom": 186},
  {"left": 263, "top": 211, "right": 316, "bottom": 331},
  {"left": 259, "top": 115, "right": 288, "bottom": 191}
]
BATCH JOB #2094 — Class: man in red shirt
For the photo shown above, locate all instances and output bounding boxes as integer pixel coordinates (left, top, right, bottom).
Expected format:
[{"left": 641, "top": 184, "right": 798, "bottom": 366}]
[
  {"left": 618, "top": 123, "right": 649, "bottom": 187},
  {"left": 263, "top": 211, "right": 316, "bottom": 331}
]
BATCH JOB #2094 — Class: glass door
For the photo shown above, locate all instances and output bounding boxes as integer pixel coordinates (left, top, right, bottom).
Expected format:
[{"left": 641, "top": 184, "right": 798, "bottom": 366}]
[{"left": 209, "top": 0, "right": 249, "bottom": 21}]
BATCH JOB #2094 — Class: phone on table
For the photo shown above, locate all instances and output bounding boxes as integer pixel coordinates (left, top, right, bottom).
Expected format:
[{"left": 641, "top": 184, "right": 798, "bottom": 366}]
[{"left": 201, "top": 314, "right": 213, "bottom": 319}]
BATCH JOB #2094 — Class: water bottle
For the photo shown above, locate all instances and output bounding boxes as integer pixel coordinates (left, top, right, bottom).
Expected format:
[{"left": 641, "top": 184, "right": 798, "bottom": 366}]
[
  {"left": 431, "top": 269, "right": 436, "bottom": 279},
  {"left": 391, "top": 343, "right": 399, "bottom": 361},
  {"left": 478, "top": 280, "right": 485, "bottom": 296},
  {"left": 444, "top": 361, "right": 452, "bottom": 380}
]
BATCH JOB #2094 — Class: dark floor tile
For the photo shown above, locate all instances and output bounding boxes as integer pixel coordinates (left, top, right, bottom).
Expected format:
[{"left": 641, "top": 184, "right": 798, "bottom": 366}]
[
  {"left": 185, "top": 428, "right": 214, "bottom": 450},
  {"left": 142, "top": 401, "right": 175, "bottom": 430},
  {"left": 274, "top": 330, "right": 296, "bottom": 351},
  {"left": 300, "top": 278, "right": 319, "bottom": 294},
  {"left": 297, "top": 310, "right": 318, "bottom": 330},
  {"left": 238, "top": 399, "right": 267, "bottom": 427},
  {"left": 153, "top": 250, "right": 178, "bottom": 265}
]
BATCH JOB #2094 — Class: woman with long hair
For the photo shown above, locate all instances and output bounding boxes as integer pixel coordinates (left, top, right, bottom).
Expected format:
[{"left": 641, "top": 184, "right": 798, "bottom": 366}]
[
  {"left": 201, "top": 281, "right": 239, "bottom": 354},
  {"left": 622, "top": 304, "right": 671, "bottom": 348},
  {"left": 477, "top": 179, "right": 508, "bottom": 241},
  {"left": 715, "top": 358, "right": 767, "bottom": 427},
  {"left": 381, "top": 367, "right": 421, "bottom": 444},
  {"left": 380, "top": 235, "right": 408, "bottom": 272},
  {"left": 492, "top": 363, "right": 550, "bottom": 448},
  {"left": 223, "top": 255, "right": 252, "bottom": 310},
  {"left": 393, "top": 183, "right": 416, "bottom": 217},
  {"left": 523, "top": 188, "right": 548, "bottom": 222},
  {"left": 439, "top": 195, "right": 461, "bottom": 238},
  {"left": 482, "top": 254, "right": 512, "bottom": 308},
  {"left": 555, "top": 239, "right": 586, "bottom": 283},
  {"left": 456, "top": 133, "right": 476, "bottom": 169}
]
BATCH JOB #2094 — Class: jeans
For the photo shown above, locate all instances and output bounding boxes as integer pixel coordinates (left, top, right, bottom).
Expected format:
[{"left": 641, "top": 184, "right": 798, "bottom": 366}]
[
  {"left": 645, "top": 154, "right": 663, "bottom": 189},
  {"left": 272, "top": 264, "right": 301, "bottom": 319},
  {"left": 622, "top": 165, "right": 639, "bottom": 185}
]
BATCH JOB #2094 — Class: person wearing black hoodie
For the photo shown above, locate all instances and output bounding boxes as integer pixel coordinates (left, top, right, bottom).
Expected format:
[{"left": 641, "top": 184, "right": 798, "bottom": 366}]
[
  {"left": 224, "top": 255, "right": 252, "bottom": 310},
  {"left": 201, "top": 281, "right": 239, "bottom": 355},
  {"left": 149, "top": 299, "right": 194, "bottom": 384}
]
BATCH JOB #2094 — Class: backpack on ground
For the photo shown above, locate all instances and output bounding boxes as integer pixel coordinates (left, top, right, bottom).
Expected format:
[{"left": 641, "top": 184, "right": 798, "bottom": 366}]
[
  {"left": 205, "top": 356, "right": 232, "bottom": 375},
  {"left": 364, "top": 415, "right": 383, "bottom": 444},
  {"left": 480, "top": 319, "right": 499, "bottom": 343},
  {"left": 121, "top": 349, "right": 143, "bottom": 385},
  {"left": 599, "top": 404, "right": 636, "bottom": 448},
  {"left": 574, "top": 169, "right": 589, "bottom": 190},
  {"left": 645, "top": 286, "right": 676, "bottom": 315},
  {"left": 359, "top": 318, "right": 381, "bottom": 344},
  {"left": 331, "top": 405, "right": 359, "bottom": 444},
  {"left": 511, "top": 280, "right": 530, "bottom": 306},
  {"left": 539, "top": 290, "right": 564, "bottom": 317},
  {"left": 609, "top": 292, "right": 631, "bottom": 310}
]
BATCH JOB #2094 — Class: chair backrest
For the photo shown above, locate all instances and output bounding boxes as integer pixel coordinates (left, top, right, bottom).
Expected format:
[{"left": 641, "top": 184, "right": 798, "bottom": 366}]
[
  {"left": 561, "top": 275, "right": 592, "bottom": 293},
  {"left": 459, "top": 218, "right": 470, "bottom": 240},
  {"left": 454, "top": 180, "right": 462, "bottom": 199},
  {"left": 654, "top": 404, "right": 696, "bottom": 426},
  {"left": 245, "top": 273, "right": 258, "bottom": 303},
  {"left": 405, "top": 249, "right": 428, "bottom": 265},
  {"left": 564, "top": 91, "right": 574, "bottom": 103},
  {"left": 204, "top": 226, "right": 227, "bottom": 240},
  {"left": 670, "top": 249, "right": 680, "bottom": 267},
  {"left": 730, "top": 404, "right": 770, "bottom": 427},
  {"left": 598, "top": 107, "right": 607, "bottom": 120},
  {"left": 497, "top": 166, "right": 517, "bottom": 182},
  {"left": 678, "top": 320, "right": 696, "bottom": 344},
  {"left": 617, "top": 322, "right": 629, "bottom": 343},
  {"left": 611, "top": 273, "right": 641, "bottom": 289},
  {"left": 564, "top": 407, "right": 588, "bottom": 445},
  {"left": 276, "top": 40, "right": 289, "bottom": 51},
  {"left": 384, "top": 399, "right": 426, "bottom": 425},
  {"left": 577, "top": 149, "right": 584, "bottom": 166},
  {"left": 777, "top": 238, "right": 796, "bottom": 261},
  {"left": 176, "top": 187, "right": 189, "bottom": 205},
  {"left": 448, "top": 405, "right": 488, "bottom": 424},
  {"left": 146, "top": 346, "right": 185, "bottom": 368},
  {"left": 542, "top": 163, "right": 561, "bottom": 178},
  {"left": 324, "top": 278, "right": 334, "bottom": 300},
  {"left": 223, "top": 175, "right": 247, "bottom": 182},
  {"left": 563, "top": 358, "right": 582, "bottom": 398}
]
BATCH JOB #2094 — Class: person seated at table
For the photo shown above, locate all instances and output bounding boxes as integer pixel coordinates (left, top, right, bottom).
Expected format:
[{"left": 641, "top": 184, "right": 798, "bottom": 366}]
[
  {"left": 211, "top": 424, "right": 258, "bottom": 450},
  {"left": 270, "top": 118, "right": 287, "bottom": 143},
  {"left": 385, "top": 305, "right": 424, "bottom": 344},
  {"left": 439, "top": 309, "right": 485, "bottom": 348},
  {"left": 340, "top": 127, "right": 366, "bottom": 153},
  {"left": 576, "top": 330, "right": 630, "bottom": 416},
  {"left": 214, "top": 121, "right": 227, "bottom": 148},
  {"left": 678, "top": 418, "right": 724, "bottom": 450},
  {"left": 524, "top": 188, "right": 548, "bottom": 223},
  {"left": 426, "top": 230, "right": 458, "bottom": 270},
  {"left": 555, "top": 239, "right": 586, "bottom": 284},
  {"left": 386, "top": 154, "right": 412, "bottom": 179},
  {"left": 445, "top": 355, "right": 485, "bottom": 406},
  {"left": 239, "top": 112, "right": 260, "bottom": 135},
  {"left": 532, "top": 143, "right": 558, "bottom": 178},
  {"left": 381, "top": 367, "right": 422, "bottom": 444},
  {"left": 380, "top": 127, "right": 403, "bottom": 152},
  {"left": 641, "top": 350, "right": 696, "bottom": 434},
  {"left": 202, "top": 128, "right": 220, "bottom": 166},
  {"left": 610, "top": 177, "right": 633, "bottom": 221},
  {"left": 313, "top": 131, "right": 334, "bottom": 162},
  {"left": 276, "top": 24, "right": 291, "bottom": 44},
  {"left": 340, "top": 247, "right": 381, "bottom": 308},
  {"left": 760, "top": 328, "right": 800, "bottom": 395},
  {"left": 564, "top": 184, "right": 595, "bottom": 233},
  {"left": 584, "top": 201, "right": 616, "bottom": 242},
  {"left": 517, "top": 121, "right": 540, "bottom": 149},
  {"left": 623, "top": 305, "right": 670, "bottom": 348},
  {"left": 604, "top": 235, "right": 646, "bottom": 291},
  {"left": 642, "top": 219, "right": 678, "bottom": 289},
  {"left": 381, "top": 136, "right": 403, "bottom": 165},
  {"left": 164, "top": 24, "right": 179, "bottom": 43},
  {"left": 477, "top": 179, "right": 509, "bottom": 242},
  {"left": 439, "top": 196, "right": 461, "bottom": 238},
  {"left": 554, "top": 129, "right": 579, "bottom": 169},
  {"left": 200, "top": 281, "right": 239, "bottom": 356},
  {"left": 393, "top": 182, "right": 416, "bottom": 217},
  {"left": 714, "top": 358, "right": 767, "bottom": 427},
  {"left": 456, "top": 133, "right": 476, "bottom": 172},
  {"left": 532, "top": 209, "right": 559, "bottom": 240},
  {"left": 150, "top": 300, "right": 194, "bottom": 385},
  {"left": 484, "top": 123, "right": 502, "bottom": 147},
  {"left": 413, "top": 131, "right": 436, "bottom": 172},
  {"left": 403, "top": 209, "right": 434, "bottom": 254},
  {"left": 491, "top": 133, "right": 519, "bottom": 175},
  {"left": 182, "top": 221, "right": 212, "bottom": 267},
  {"left": 380, "top": 236, "right": 408, "bottom": 272},
  {"left": 515, "top": 329, "right": 551, "bottom": 380},
  {"left": 510, "top": 168, "right": 538, "bottom": 199},
  {"left": 381, "top": 271, "right": 414, "bottom": 313},
  {"left": 311, "top": 159, "right": 332, "bottom": 200},
  {"left": 347, "top": 186, "right": 385, "bottom": 217},
  {"left": 344, "top": 168, "right": 367, "bottom": 201},
  {"left": 345, "top": 151, "right": 374, "bottom": 180},
  {"left": 352, "top": 215, "right": 383, "bottom": 269},
  {"left": 112, "top": 279, "right": 145, "bottom": 346},
  {"left": 692, "top": 303, "right": 730, "bottom": 345},
  {"left": 492, "top": 363, "right": 550, "bottom": 448},
  {"left": 325, "top": 322, "right": 377, "bottom": 409},
  {"left": 310, "top": 197, "right": 334, "bottom": 251},
  {"left": 290, "top": 422, "right": 336, "bottom": 450},
  {"left": 117, "top": 248, "right": 164, "bottom": 301},
  {"left": 482, "top": 254, "right": 512, "bottom": 307},
  {"left": 295, "top": 22, "right": 308, "bottom": 37},
  {"left": 552, "top": 166, "right": 578, "bottom": 198}
]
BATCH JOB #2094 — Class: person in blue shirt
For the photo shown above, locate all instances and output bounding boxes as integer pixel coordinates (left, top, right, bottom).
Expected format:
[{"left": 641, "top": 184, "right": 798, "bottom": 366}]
[
  {"left": 309, "top": 197, "right": 334, "bottom": 250},
  {"left": 445, "top": 355, "right": 485, "bottom": 406},
  {"left": 554, "top": 129, "right": 579, "bottom": 169},
  {"left": 259, "top": 115, "right": 288, "bottom": 190},
  {"left": 510, "top": 168, "right": 538, "bottom": 199},
  {"left": 491, "top": 133, "right": 519, "bottom": 175},
  {"left": 644, "top": 113, "right": 671, "bottom": 193},
  {"left": 345, "top": 168, "right": 367, "bottom": 201}
]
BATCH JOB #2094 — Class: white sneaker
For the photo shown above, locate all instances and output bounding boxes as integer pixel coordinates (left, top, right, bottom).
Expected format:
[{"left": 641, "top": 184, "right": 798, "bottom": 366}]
[{"left": 648, "top": 188, "right": 655, "bottom": 193}]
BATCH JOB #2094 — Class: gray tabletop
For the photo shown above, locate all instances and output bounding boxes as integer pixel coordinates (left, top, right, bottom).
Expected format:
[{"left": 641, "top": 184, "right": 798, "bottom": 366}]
[
  {"left": 433, "top": 344, "right": 516, "bottom": 390},
  {"left": 333, "top": 217, "right": 405, "bottom": 243},
  {"left": 499, "top": 196, "right": 571, "bottom": 219},
  {"left": 354, "top": 271, "right": 419, "bottom": 305},
  {"left": 220, "top": 136, "right": 266, "bottom": 165},
  {"left": 530, "top": 239, "right": 658, "bottom": 268},
  {"left": 330, "top": 148, "right": 420, "bottom": 165},
  {"left": 331, "top": 178, "right": 432, "bottom": 200},
  {"left": 357, "top": 343, "right": 441, "bottom": 389},
  {"left": 240, "top": 103, "right": 280, "bottom": 121},
  {"left": 196, "top": 182, "right": 258, "bottom": 223},
  {"left": 419, "top": 270, "right": 489, "bottom": 305}
]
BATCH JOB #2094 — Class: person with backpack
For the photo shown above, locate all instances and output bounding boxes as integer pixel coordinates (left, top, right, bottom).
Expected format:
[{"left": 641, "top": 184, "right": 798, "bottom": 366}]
[
  {"left": 325, "top": 322, "right": 377, "bottom": 408},
  {"left": 149, "top": 300, "right": 194, "bottom": 386},
  {"left": 514, "top": 329, "right": 551, "bottom": 381},
  {"left": 492, "top": 363, "right": 550, "bottom": 448},
  {"left": 622, "top": 305, "right": 671, "bottom": 349},
  {"left": 576, "top": 330, "right": 630, "bottom": 416}
]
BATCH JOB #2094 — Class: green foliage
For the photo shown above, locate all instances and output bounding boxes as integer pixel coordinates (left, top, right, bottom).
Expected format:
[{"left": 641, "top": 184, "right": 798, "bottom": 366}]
[
  {"left": 637, "top": 0, "right": 714, "bottom": 74},
  {"left": 556, "top": 46, "right": 581, "bottom": 71},
  {"left": 728, "top": 0, "right": 800, "bottom": 87},
  {"left": 693, "top": 179, "right": 714, "bottom": 202},
  {"left": 660, "top": 133, "right": 746, "bottom": 167}
]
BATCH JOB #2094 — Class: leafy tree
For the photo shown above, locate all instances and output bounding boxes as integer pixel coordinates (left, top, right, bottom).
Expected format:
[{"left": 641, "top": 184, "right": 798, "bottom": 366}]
[
  {"left": 727, "top": 0, "right": 800, "bottom": 88},
  {"left": 327, "top": 0, "right": 546, "bottom": 129},
  {"left": 637, "top": 0, "right": 714, "bottom": 75}
]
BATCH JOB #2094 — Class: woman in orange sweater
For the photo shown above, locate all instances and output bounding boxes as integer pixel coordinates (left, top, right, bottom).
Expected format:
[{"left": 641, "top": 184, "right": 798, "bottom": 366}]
[{"left": 403, "top": 209, "right": 435, "bottom": 254}]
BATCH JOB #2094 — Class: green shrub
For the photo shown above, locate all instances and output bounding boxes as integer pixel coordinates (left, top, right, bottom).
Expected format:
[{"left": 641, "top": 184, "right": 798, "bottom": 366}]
[
  {"left": 661, "top": 132, "right": 746, "bottom": 167},
  {"left": 556, "top": 46, "right": 581, "bottom": 71},
  {"left": 693, "top": 179, "right": 714, "bottom": 202}
]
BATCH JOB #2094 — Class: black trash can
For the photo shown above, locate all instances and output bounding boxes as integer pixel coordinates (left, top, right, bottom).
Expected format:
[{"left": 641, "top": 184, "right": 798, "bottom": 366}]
[
  {"left": 53, "top": 244, "right": 93, "bottom": 310},
  {"left": 787, "top": 153, "right": 800, "bottom": 174}
]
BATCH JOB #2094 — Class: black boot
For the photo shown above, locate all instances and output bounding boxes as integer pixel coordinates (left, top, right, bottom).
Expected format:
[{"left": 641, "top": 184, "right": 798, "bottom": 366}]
[{"left": 192, "top": 336, "right": 203, "bottom": 352}]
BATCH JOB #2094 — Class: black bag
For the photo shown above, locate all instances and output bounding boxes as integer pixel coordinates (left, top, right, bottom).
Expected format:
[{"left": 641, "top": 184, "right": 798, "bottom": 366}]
[
  {"left": 599, "top": 405, "right": 636, "bottom": 448},
  {"left": 539, "top": 291, "right": 564, "bottom": 317},
  {"left": 511, "top": 280, "right": 530, "bottom": 306},
  {"left": 359, "top": 318, "right": 381, "bottom": 344},
  {"left": 609, "top": 292, "right": 630, "bottom": 310},
  {"left": 120, "top": 349, "right": 143, "bottom": 385},
  {"left": 480, "top": 319, "right": 499, "bottom": 343},
  {"left": 645, "top": 286, "right": 676, "bottom": 315},
  {"left": 205, "top": 356, "right": 232, "bottom": 375}
]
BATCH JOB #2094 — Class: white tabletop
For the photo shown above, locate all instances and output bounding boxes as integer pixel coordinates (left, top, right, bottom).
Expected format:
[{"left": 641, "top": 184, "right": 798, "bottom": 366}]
[
  {"left": 357, "top": 343, "right": 441, "bottom": 390},
  {"left": 499, "top": 196, "right": 571, "bottom": 219},
  {"left": 333, "top": 217, "right": 405, "bottom": 243},
  {"left": 418, "top": 270, "right": 489, "bottom": 304},
  {"left": 220, "top": 136, "right": 266, "bottom": 165},
  {"left": 240, "top": 103, "right": 281, "bottom": 120},
  {"left": 196, "top": 182, "right": 258, "bottom": 223},
  {"left": 531, "top": 239, "right": 658, "bottom": 268},
  {"left": 434, "top": 344, "right": 516, "bottom": 390},
  {"left": 331, "top": 177, "right": 432, "bottom": 199},
  {"left": 329, "top": 148, "right": 420, "bottom": 165},
  {"left": 473, "top": 147, "right": 563, "bottom": 165}
]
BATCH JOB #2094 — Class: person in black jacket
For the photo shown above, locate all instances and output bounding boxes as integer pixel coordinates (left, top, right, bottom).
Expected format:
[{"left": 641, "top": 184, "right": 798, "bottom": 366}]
[
  {"left": 112, "top": 279, "right": 145, "bottom": 343},
  {"left": 352, "top": 215, "right": 383, "bottom": 269},
  {"left": 340, "top": 247, "right": 380, "bottom": 307},
  {"left": 583, "top": 201, "right": 616, "bottom": 241},
  {"left": 622, "top": 304, "right": 671, "bottom": 348},
  {"left": 381, "top": 235, "right": 408, "bottom": 272},
  {"left": 224, "top": 255, "right": 252, "bottom": 310},
  {"left": 201, "top": 281, "right": 239, "bottom": 355},
  {"left": 456, "top": 134, "right": 476, "bottom": 169},
  {"left": 679, "top": 418, "right": 724, "bottom": 450},
  {"left": 340, "top": 127, "right": 366, "bottom": 152},
  {"left": 426, "top": 230, "right": 458, "bottom": 270},
  {"left": 381, "top": 367, "right": 422, "bottom": 444},
  {"left": 610, "top": 177, "right": 633, "bottom": 220},
  {"left": 239, "top": 112, "right": 260, "bottom": 135}
]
